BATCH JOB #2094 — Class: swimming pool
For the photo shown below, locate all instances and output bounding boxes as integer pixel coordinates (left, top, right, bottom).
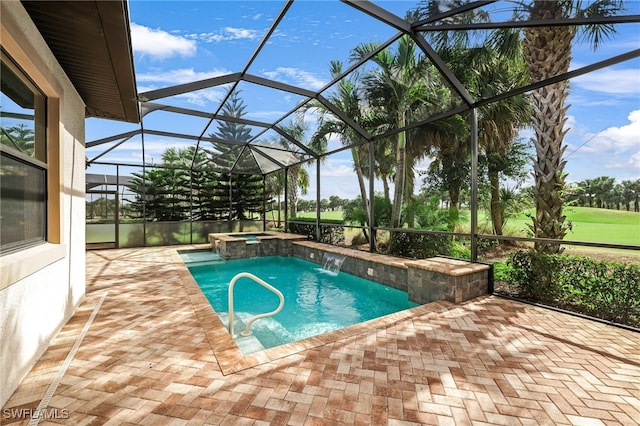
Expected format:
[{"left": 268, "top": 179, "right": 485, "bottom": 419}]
[{"left": 184, "top": 255, "right": 418, "bottom": 354}]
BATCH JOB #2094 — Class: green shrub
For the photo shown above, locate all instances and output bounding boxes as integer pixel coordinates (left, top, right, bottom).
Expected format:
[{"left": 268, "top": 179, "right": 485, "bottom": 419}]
[
  {"left": 506, "top": 251, "right": 563, "bottom": 300},
  {"left": 506, "top": 251, "right": 640, "bottom": 327},
  {"left": 451, "top": 241, "right": 471, "bottom": 260},
  {"left": 287, "top": 218, "right": 345, "bottom": 245},
  {"left": 492, "top": 262, "right": 510, "bottom": 282},
  {"left": 386, "top": 232, "right": 452, "bottom": 259}
]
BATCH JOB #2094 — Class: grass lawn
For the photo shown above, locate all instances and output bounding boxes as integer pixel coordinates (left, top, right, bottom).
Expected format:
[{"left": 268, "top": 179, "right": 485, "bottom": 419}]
[
  {"left": 502, "top": 206, "right": 640, "bottom": 246},
  {"left": 266, "top": 210, "right": 345, "bottom": 221},
  {"left": 269, "top": 206, "right": 639, "bottom": 248}
]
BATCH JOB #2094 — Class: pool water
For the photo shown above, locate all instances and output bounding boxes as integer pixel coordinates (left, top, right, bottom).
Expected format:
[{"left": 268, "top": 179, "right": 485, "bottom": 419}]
[
  {"left": 184, "top": 255, "right": 418, "bottom": 354},
  {"left": 228, "top": 233, "right": 268, "bottom": 242}
]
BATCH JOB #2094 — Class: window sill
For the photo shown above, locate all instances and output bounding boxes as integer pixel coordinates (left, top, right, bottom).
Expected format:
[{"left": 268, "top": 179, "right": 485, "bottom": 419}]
[{"left": 0, "top": 243, "right": 66, "bottom": 290}]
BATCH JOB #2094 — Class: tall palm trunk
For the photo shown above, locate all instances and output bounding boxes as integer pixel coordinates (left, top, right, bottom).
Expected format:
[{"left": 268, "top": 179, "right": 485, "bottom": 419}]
[
  {"left": 488, "top": 166, "right": 503, "bottom": 236},
  {"left": 391, "top": 129, "right": 407, "bottom": 229},
  {"left": 523, "top": 1, "right": 574, "bottom": 253},
  {"left": 287, "top": 166, "right": 300, "bottom": 218},
  {"left": 388, "top": 124, "right": 406, "bottom": 253},
  {"left": 351, "top": 146, "right": 370, "bottom": 242},
  {"left": 381, "top": 176, "right": 390, "bottom": 202}
]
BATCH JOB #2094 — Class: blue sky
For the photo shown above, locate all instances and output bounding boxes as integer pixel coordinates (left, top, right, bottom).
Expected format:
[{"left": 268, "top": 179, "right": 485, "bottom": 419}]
[{"left": 86, "top": 0, "right": 640, "bottom": 200}]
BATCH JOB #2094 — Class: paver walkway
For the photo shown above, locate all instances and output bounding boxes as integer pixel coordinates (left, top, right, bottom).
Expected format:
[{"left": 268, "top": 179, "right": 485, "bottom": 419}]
[{"left": 2, "top": 247, "right": 639, "bottom": 425}]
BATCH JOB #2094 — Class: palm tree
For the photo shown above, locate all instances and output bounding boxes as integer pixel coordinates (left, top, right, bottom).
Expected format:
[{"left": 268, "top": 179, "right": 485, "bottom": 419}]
[
  {"left": 621, "top": 179, "right": 639, "bottom": 212},
  {"left": 372, "top": 139, "right": 395, "bottom": 202},
  {"left": 274, "top": 119, "right": 325, "bottom": 219},
  {"left": 591, "top": 176, "right": 616, "bottom": 209},
  {"left": 350, "top": 35, "right": 434, "bottom": 234},
  {"left": 522, "top": 0, "right": 624, "bottom": 252},
  {"left": 306, "top": 61, "right": 372, "bottom": 239},
  {"left": 581, "top": 178, "right": 597, "bottom": 207},
  {"left": 416, "top": 1, "right": 533, "bottom": 236},
  {"left": 265, "top": 170, "right": 285, "bottom": 227},
  {"left": 475, "top": 34, "right": 532, "bottom": 236},
  {"left": 291, "top": 166, "right": 310, "bottom": 218}
]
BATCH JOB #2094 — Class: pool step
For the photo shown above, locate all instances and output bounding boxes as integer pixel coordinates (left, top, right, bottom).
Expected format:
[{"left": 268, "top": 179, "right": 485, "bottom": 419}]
[{"left": 217, "top": 312, "right": 292, "bottom": 354}]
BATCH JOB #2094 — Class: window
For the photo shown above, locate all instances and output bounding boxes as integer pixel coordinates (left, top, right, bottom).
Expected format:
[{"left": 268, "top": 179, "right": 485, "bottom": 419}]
[{"left": 0, "top": 51, "right": 47, "bottom": 254}]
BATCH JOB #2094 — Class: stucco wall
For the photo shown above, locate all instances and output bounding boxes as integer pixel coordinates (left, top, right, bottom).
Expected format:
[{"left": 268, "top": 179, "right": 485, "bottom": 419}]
[{"left": 0, "top": 0, "right": 86, "bottom": 407}]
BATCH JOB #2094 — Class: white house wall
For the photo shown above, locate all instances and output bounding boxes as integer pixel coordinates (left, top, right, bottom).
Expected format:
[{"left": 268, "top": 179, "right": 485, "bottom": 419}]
[{"left": 0, "top": 0, "right": 86, "bottom": 407}]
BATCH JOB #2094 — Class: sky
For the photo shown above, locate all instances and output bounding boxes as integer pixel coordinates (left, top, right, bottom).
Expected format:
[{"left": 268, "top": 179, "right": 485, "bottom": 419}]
[{"left": 85, "top": 0, "right": 640, "bottom": 201}]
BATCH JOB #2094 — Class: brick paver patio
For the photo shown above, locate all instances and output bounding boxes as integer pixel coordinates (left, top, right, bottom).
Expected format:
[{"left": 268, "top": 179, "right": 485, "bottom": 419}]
[{"left": 3, "top": 247, "right": 639, "bottom": 425}]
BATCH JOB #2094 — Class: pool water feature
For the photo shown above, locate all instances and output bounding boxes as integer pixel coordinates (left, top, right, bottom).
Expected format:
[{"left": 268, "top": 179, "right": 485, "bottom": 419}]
[
  {"left": 228, "top": 233, "right": 269, "bottom": 242},
  {"left": 320, "top": 252, "right": 346, "bottom": 275},
  {"left": 179, "top": 250, "right": 223, "bottom": 266},
  {"left": 184, "top": 255, "right": 418, "bottom": 354}
]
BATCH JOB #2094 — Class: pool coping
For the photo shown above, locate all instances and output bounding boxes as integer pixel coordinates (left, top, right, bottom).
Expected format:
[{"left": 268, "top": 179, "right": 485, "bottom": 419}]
[{"left": 171, "top": 248, "right": 455, "bottom": 375}]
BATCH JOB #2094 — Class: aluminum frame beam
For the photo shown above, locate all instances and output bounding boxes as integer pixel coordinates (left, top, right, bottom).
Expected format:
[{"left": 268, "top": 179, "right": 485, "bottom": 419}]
[
  {"left": 243, "top": 74, "right": 317, "bottom": 98},
  {"left": 86, "top": 130, "right": 140, "bottom": 148},
  {"left": 241, "top": 0, "right": 293, "bottom": 76},
  {"left": 316, "top": 94, "right": 372, "bottom": 141},
  {"left": 412, "top": 1, "right": 495, "bottom": 27},
  {"left": 411, "top": 33, "right": 475, "bottom": 107},
  {"left": 88, "top": 134, "right": 135, "bottom": 164},
  {"left": 138, "top": 73, "right": 241, "bottom": 102},
  {"left": 416, "top": 15, "right": 640, "bottom": 31},
  {"left": 473, "top": 48, "right": 640, "bottom": 109},
  {"left": 342, "top": 0, "right": 410, "bottom": 33},
  {"left": 189, "top": 1, "right": 293, "bottom": 169}
]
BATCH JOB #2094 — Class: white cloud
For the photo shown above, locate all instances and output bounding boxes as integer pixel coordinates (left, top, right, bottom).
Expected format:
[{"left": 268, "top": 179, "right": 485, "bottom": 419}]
[
  {"left": 625, "top": 151, "right": 640, "bottom": 170},
  {"left": 318, "top": 158, "right": 355, "bottom": 178},
  {"left": 131, "top": 23, "right": 196, "bottom": 59},
  {"left": 190, "top": 27, "right": 260, "bottom": 43},
  {"left": 577, "top": 110, "right": 640, "bottom": 154},
  {"left": 262, "top": 67, "right": 327, "bottom": 91},
  {"left": 179, "top": 88, "right": 226, "bottom": 107},
  {"left": 563, "top": 110, "right": 640, "bottom": 180},
  {"left": 572, "top": 68, "right": 640, "bottom": 95},
  {"left": 603, "top": 150, "right": 640, "bottom": 174}
]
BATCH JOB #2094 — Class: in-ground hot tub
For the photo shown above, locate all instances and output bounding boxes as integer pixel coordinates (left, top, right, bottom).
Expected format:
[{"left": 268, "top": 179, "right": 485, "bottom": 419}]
[
  {"left": 227, "top": 233, "right": 270, "bottom": 242},
  {"left": 209, "top": 231, "right": 307, "bottom": 259}
]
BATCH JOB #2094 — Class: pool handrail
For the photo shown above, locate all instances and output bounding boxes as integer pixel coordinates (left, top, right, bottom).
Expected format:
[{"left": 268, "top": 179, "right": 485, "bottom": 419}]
[{"left": 228, "top": 272, "right": 285, "bottom": 338}]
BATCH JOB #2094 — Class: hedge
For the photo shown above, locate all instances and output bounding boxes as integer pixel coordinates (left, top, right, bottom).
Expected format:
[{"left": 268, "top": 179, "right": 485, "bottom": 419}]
[
  {"left": 287, "top": 217, "right": 345, "bottom": 245},
  {"left": 506, "top": 251, "right": 640, "bottom": 327}
]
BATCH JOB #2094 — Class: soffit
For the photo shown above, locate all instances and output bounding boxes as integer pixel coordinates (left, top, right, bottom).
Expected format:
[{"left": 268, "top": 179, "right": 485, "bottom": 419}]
[{"left": 22, "top": 0, "right": 139, "bottom": 123}]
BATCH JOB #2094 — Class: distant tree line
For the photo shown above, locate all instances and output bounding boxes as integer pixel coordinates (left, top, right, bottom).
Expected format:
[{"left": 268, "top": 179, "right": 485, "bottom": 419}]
[
  {"left": 294, "top": 196, "right": 348, "bottom": 213},
  {"left": 567, "top": 177, "right": 640, "bottom": 212},
  {"left": 124, "top": 146, "right": 263, "bottom": 222}
]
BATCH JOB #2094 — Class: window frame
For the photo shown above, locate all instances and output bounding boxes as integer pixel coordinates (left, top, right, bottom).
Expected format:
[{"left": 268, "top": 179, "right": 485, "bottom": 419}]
[{"left": 1, "top": 49, "right": 49, "bottom": 255}]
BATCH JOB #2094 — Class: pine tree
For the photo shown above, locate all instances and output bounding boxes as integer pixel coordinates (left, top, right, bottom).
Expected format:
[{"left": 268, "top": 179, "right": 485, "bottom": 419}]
[{"left": 208, "top": 91, "right": 264, "bottom": 220}]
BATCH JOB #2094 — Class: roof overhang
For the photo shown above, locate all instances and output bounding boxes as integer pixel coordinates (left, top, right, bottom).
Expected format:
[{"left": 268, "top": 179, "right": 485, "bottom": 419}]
[{"left": 22, "top": 0, "right": 139, "bottom": 123}]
